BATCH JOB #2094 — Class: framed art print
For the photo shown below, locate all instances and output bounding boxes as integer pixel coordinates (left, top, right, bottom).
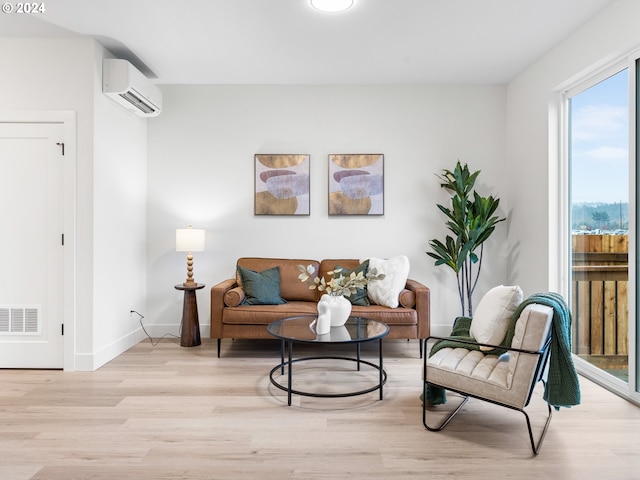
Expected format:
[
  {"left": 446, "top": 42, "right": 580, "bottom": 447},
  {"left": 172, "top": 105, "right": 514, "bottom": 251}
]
[
  {"left": 328, "top": 154, "right": 384, "bottom": 215},
  {"left": 254, "top": 154, "right": 310, "bottom": 215}
]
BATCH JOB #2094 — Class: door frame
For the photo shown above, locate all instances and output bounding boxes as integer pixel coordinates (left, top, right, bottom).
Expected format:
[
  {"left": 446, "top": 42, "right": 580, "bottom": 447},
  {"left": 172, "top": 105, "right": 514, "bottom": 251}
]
[
  {"left": 554, "top": 52, "right": 640, "bottom": 406},
  {"left": 0, "top": 111, "right": 77, "bottom": 371}
]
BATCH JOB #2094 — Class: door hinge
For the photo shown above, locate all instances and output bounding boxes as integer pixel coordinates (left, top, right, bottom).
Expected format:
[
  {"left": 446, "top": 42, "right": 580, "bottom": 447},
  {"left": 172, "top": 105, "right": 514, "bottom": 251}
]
[
  {"left": 61, "top": 324, "right": 64, "bottom": 335},
  {"left": 56, "top": 142, "right": 65, "bottom": 156}
]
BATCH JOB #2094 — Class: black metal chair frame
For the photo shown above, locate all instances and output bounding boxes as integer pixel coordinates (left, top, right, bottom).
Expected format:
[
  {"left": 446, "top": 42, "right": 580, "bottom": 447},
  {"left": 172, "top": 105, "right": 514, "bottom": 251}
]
[{"left": 422, "top": 334, "right": 553, "bottom": 456}]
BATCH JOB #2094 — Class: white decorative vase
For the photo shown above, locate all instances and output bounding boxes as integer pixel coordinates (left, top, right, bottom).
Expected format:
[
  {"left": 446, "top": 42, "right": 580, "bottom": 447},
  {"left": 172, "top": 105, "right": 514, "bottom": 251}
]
[
  {"left": 330, "top": 326, "right": 351, "bottom": 341},
  {"left": 319, "top": 294, "right": 352, "bottom": 327},
  {"left": 315, "top": 298, "right": 332, "bottom": 335}
]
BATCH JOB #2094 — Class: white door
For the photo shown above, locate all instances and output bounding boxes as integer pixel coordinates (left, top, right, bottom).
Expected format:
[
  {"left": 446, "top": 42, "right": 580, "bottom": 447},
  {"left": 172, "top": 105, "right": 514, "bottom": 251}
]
[{"left": 0, "top": 123, "right": 64, "bottom": 368}]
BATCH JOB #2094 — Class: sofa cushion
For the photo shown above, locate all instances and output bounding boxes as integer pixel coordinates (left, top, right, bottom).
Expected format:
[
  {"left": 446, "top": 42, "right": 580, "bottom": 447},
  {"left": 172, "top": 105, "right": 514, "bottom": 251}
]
[
  {"left": 222, "top": 303, "right": 418, "bottom": 326},
  {"left": 363, "top": 255, "right": 410, "bottom": 308},
  {"left": 350, "top": 305, "right": 417, "bottom": 325},
  {"left": 237, "top": 265, "right": 286, "bottom": 305},
  {"left": 237, "top": 258, "right": 319, "bottom": 302},
  {"left": 334, "top": 260, "right": 370, "bottom": 306}
]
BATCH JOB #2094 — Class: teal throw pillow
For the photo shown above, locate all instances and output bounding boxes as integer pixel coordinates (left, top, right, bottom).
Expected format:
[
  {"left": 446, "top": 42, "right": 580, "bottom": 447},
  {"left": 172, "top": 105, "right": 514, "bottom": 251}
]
[
  {"left": 237, "top": 265, "right": 287, "bottom": 305},
  {"left": 335, "top": 260, "right": 370, "bottom": 306}
]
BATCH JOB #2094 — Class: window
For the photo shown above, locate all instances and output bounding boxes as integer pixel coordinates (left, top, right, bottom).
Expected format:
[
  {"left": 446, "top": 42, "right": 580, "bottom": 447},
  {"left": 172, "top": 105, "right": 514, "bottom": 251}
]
[{"left": 563, "top": 60, "right": 639, "bottom": 404}]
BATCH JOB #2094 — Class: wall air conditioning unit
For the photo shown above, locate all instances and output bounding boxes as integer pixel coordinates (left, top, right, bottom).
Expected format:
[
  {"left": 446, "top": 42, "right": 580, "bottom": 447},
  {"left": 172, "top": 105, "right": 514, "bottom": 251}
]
[{"left": 102, "top": 59, "right": 162, "bottom": 117}]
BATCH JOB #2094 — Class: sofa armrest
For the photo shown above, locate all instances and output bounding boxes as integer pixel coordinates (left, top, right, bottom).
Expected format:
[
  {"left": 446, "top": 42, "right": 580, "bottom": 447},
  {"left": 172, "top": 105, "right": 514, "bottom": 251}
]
[
  {"left": 210, "top": 278, "right": 238, "bottom": 339},
  {"left": 405, "top": 278, "right": 431, "bottom": 339}
]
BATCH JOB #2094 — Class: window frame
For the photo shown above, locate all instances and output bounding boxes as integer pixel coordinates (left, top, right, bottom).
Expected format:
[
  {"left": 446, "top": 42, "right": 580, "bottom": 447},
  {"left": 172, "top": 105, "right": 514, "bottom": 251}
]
[{"left": 556, "top": 56, "right": 639, "bottom": 405}]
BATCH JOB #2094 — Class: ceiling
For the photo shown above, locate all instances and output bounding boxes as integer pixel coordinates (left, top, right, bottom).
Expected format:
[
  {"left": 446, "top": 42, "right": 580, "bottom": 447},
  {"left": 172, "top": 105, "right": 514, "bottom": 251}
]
[{"left": 0, "top": 0, "right": 617, "bottom": 85}]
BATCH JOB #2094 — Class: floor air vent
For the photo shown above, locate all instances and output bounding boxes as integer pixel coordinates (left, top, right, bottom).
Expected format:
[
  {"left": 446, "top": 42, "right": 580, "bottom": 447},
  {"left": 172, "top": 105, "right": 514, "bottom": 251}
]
[{"left": 0, "top": 306, "right": 40, "bottom": 334}]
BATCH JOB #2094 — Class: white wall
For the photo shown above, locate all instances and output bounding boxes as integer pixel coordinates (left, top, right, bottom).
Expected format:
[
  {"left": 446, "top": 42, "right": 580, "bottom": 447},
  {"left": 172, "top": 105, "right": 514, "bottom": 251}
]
[
  {"left": 507, "top": 0, "right": 640, "bottom": 294},
  {"left": 147, "top": 85, "right": 508, "bottom": 336},
  {"left": 0, "top": 38, "right": 148, "bottom": 370},
  {"left": 91, "top": 45, "right": 148, "bottom": 368}
]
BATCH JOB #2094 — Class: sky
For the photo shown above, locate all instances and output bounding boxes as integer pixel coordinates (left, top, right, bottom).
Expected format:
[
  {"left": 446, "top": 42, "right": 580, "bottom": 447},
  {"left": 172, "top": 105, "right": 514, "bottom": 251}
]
[{"left": 570, "top": 68, "right": 629, "bottom": 205}]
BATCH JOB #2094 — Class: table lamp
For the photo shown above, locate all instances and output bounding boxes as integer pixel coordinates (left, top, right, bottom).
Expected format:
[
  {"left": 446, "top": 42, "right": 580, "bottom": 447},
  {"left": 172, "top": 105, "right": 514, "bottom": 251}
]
[{"left": 176, "top": 225, "right": 205, "bottom": 286}]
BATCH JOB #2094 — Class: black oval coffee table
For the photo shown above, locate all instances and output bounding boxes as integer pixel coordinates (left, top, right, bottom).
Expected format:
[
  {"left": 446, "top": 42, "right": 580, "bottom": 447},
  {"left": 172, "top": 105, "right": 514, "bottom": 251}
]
[{"left": 267, "top": 315, "right": 390, "bottom": 406}]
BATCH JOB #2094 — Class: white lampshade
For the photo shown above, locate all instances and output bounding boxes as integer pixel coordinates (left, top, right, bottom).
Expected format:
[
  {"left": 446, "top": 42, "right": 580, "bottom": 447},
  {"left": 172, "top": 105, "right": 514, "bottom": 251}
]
[
  {"left": 176, "top": 226, "right": 205, "bottom": 252},
  {"left": 310, "top": 0, "right": 353, "bottom": 13}
]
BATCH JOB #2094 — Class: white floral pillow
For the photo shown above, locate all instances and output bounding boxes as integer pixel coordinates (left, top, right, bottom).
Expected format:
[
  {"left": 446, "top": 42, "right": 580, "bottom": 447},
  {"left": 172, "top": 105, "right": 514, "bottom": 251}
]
[{"left": 362, "top": 255, "right": 410, "bottom": 308}]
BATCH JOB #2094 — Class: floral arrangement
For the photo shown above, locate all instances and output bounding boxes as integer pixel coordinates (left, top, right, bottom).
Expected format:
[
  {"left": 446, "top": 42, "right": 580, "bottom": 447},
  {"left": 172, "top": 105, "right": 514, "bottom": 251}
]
[{"left": 297, "top": 264, "right": 385, "bottom": 297}]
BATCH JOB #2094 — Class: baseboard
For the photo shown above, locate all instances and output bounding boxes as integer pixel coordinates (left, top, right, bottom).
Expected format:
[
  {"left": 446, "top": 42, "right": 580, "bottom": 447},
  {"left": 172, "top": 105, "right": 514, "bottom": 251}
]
[
  {"left": 74, "top": 328, "right": 147, "bottom": 371},
  {"left": 136, "top": 323, "right": 212, "bottom": 343}
]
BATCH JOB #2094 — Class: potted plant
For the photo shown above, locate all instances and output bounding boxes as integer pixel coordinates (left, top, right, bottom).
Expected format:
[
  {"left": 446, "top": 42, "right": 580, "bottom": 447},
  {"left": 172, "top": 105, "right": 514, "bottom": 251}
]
[
  {"left": 298, "top": 264, "right": 384, "bottom": 333},
  {"left": 427, "top": 161, "right": 505, "bottom": 316}
]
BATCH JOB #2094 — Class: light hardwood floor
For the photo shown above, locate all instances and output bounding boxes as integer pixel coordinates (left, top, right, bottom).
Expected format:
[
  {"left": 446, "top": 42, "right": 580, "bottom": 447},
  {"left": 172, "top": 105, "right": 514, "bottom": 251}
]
[{"left": 1, "top": 338, "right": 639, "bottom": 480}]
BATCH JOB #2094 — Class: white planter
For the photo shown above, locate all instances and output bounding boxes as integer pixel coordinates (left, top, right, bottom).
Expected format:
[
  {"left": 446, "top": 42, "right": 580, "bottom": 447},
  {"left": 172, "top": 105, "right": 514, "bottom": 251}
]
[
  {"left": 330, "top": 326, "right": 351, "bottom": 341},
  {"left": 318, "top": 294, "right": 352, "bottom": 327},
  {"left": 315, "top": 297, "right": 332, "bottom": 335}
]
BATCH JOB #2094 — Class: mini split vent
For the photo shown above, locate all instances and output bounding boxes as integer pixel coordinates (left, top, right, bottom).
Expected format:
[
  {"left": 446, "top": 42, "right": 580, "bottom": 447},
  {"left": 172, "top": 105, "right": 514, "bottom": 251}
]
[
  {"left": 102, "top": 59, "right": 162, "bottom": 117},
  {"left": 0, "top": 306, "right": 40, "bottom": 334},
  {"left": 119, "top": 90, "right": 158, "bottom": 115}
]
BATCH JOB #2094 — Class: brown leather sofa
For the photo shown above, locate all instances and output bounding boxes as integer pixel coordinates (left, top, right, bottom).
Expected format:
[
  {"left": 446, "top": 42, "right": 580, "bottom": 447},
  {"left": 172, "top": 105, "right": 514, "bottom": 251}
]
[{"left": 210, "top": 257, "right": 430, "bottom": 357}]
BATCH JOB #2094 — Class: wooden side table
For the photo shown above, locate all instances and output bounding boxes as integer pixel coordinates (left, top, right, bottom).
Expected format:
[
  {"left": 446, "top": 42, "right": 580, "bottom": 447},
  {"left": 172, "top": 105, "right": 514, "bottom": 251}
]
[{"left": 174, "top": 283, "right": 205, "bottom": 347}]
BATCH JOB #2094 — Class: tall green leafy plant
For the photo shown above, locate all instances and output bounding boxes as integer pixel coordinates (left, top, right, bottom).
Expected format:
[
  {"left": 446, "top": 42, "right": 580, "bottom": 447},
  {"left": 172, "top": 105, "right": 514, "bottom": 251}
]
[{"left": 427, "top": 161, "right": 505, "bottom": 316}]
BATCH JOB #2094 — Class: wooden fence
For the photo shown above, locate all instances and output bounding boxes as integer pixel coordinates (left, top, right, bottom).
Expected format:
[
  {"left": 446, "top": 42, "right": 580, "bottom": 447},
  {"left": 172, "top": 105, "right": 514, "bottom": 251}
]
[{"left": 571, "top": 234, "right": 628, "bottom": 370}]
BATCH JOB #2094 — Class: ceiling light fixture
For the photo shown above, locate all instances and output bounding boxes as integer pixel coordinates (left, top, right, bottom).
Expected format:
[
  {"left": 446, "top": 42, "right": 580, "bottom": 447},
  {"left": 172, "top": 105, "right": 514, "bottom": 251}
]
[{"left": 310, "top": 0, "right": 354, "bottom": 13}]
